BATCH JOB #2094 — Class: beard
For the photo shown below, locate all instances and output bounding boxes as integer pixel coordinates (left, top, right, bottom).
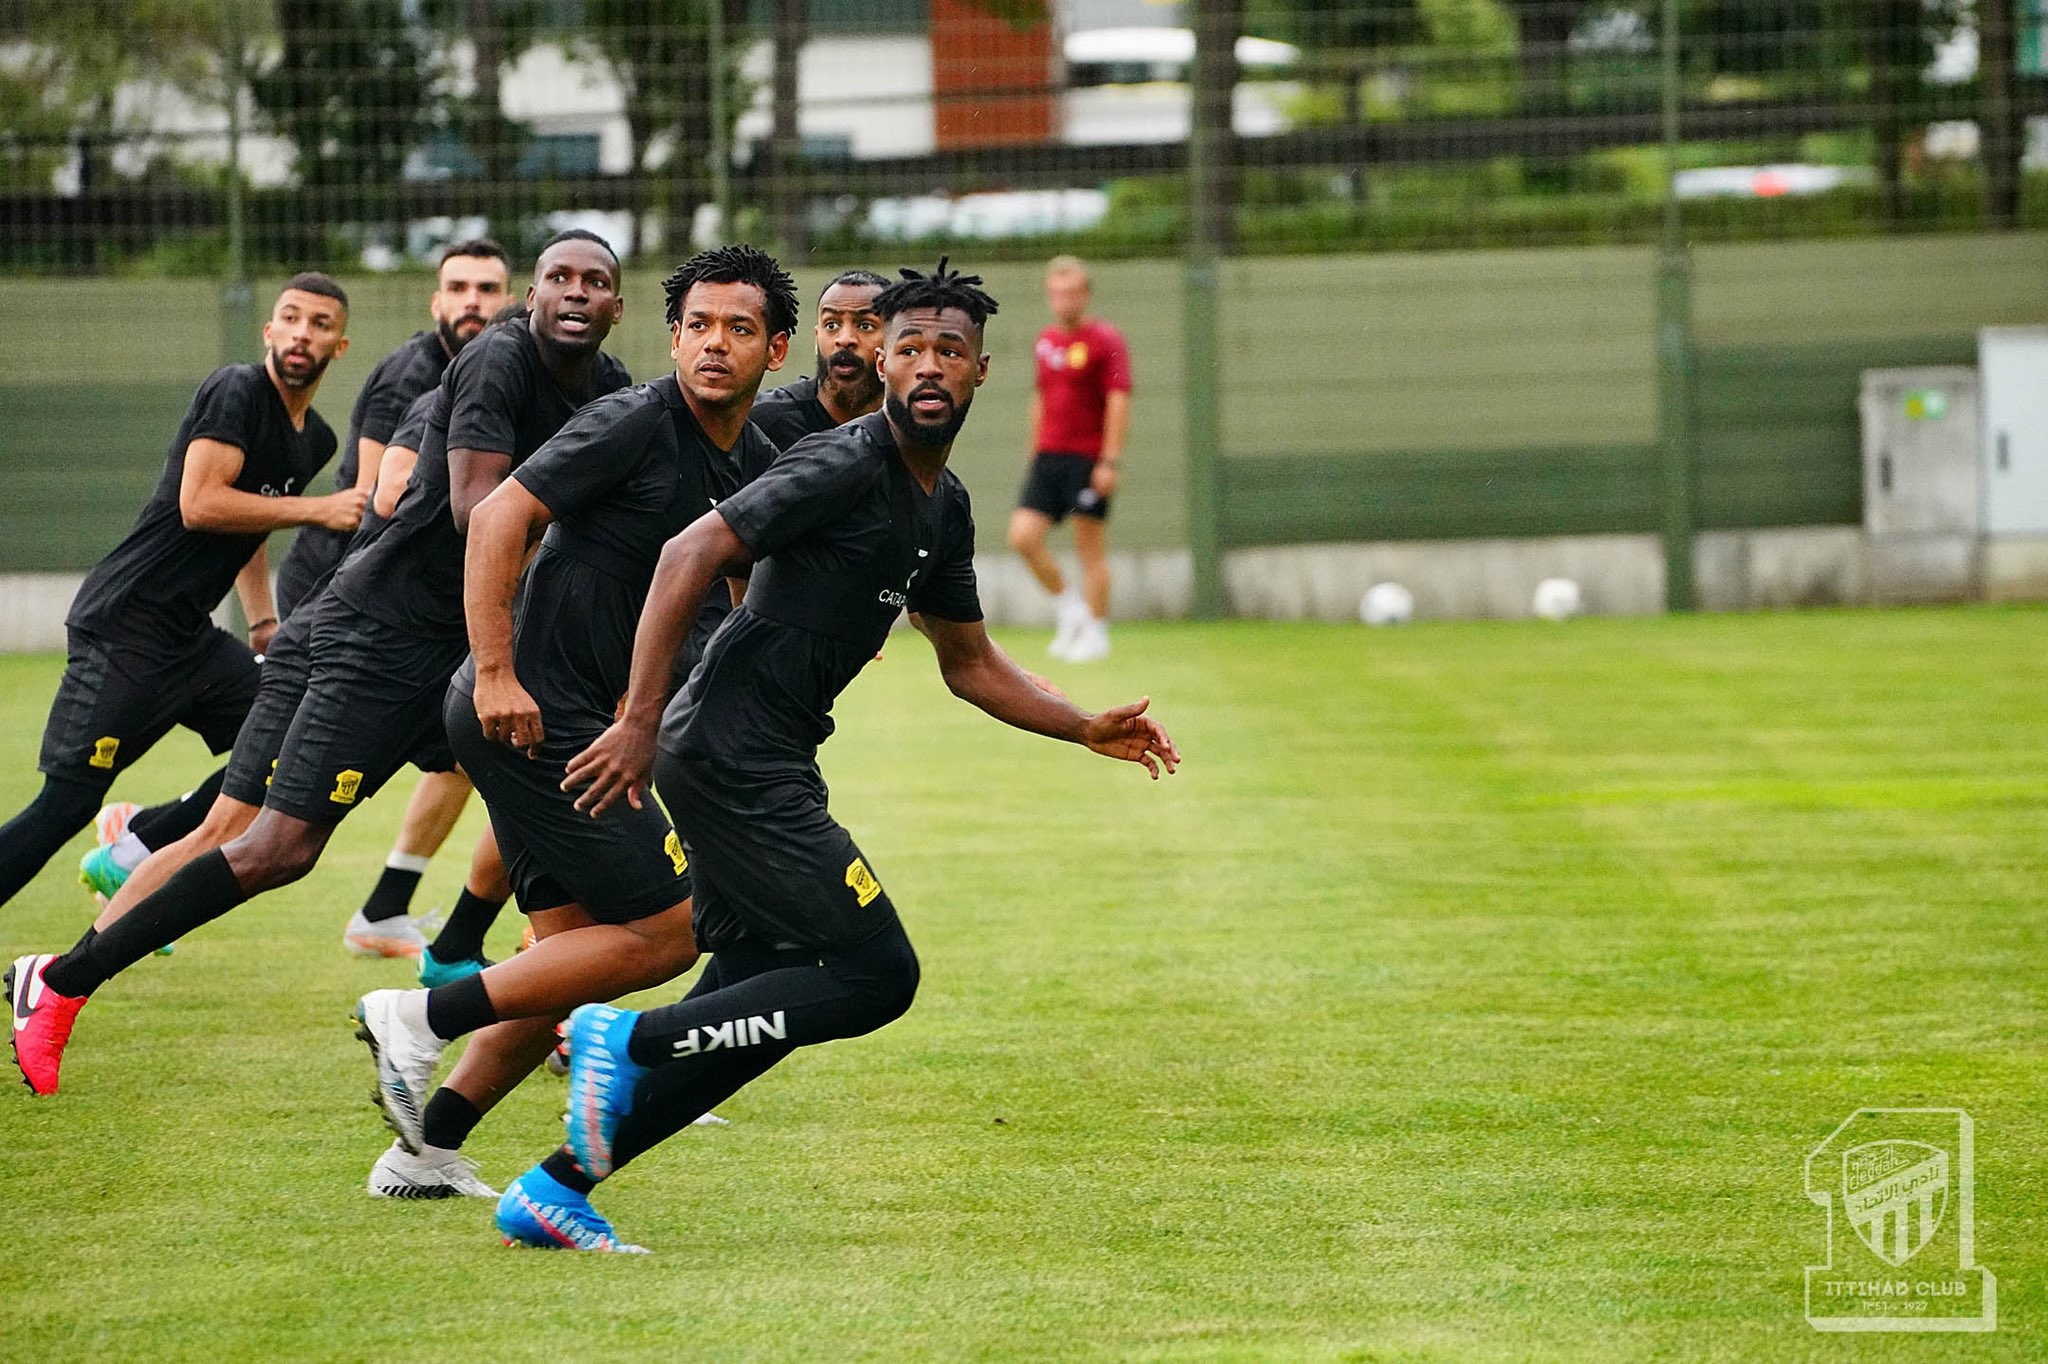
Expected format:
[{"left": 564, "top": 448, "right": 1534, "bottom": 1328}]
[
  {"left": 885, "top": 386, "right": 973, "bottom": 448},
  {"left": 437, "top": 314, "right": 487, "bottom": 356},
  {"left": 270, "top": 346, "right": 331, "bottom": 392},
  {"left": 816, "top": 351, "right": 882, "bottom": 411}
]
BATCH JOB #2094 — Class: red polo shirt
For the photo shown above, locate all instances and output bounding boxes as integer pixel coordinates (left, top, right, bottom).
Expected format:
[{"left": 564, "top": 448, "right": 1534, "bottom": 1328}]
[{"left": 1033, "top": 319, "right": 1131, "bottom": 459}]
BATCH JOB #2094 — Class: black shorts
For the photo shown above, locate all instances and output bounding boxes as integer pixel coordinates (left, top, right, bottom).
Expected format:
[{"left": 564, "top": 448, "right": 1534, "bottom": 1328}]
[
  {"left": 274, "top": 526, "right": 350, "bottom": 622},
  {"left": 447, "top": 686, "right": 690, "bottom": 924},
  {"left": 218, "top": 612, "right": 317, "bottom": 809},
  {"left": 38, "top": 626, "right": 258, "bottom": 787},
  {"left": 1017, "top": 452, "right": 1110, "bottom": 523},
  {"left": 258, "top": 599, "right": 463, "bottom": 826},
  {"left": 654, "top": 750, "right": 896, "bottom": 954}
]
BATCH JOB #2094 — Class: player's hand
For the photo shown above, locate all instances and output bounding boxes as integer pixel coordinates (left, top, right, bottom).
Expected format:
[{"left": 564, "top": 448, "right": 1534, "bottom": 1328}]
[
  {"left": 1090, "top": 461, "right": 1120, "bottom": 499},
  {"left": 247, "top": 617, "right": 278, "bottom": 657},
  {"left": 476, "top": 667, "right": 545, "bottom": 758},
  {"left": 1082, "top": 695, "right": 1179, "bottom": 779},
  {"left": 563, "top": 716, "right": 655, "bottom": 816},
  {"left": 312, "top": 488, "right": 368, "bottom": 531}
]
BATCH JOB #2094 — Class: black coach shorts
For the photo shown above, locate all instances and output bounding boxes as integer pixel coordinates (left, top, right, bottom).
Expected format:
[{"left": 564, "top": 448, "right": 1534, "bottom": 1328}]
[
  {"left": 1017, "top": 451, "right": 1110, "bottom": 523},
  {"left": 654, "top": 750, "right": 898, "bottom": 954},
  {"left": 258, "top": 599, "right": 463, "bottom": 825},
  {"left": 217, "top": 611, "right": 317, "bottom": 808},
  {"left": 38, "top": 626, "right": 257, "bottom": 786},
  {"left": 273, "top": 526, "right": 350, "bottom": 623},
  {"left": 447, "top": 687, "right": 690, "bottom": 924}
]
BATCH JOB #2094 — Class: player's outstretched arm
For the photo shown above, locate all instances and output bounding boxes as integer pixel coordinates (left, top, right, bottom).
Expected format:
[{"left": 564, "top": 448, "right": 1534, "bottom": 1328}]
[
  {"left": 179, "top": 438, "right": 365, "bottom": 533},
  {"left": 563, "top": 508, "right": 754, "bottom": 815},
  {"left": 465, "top": 478, "right": 556, "bottom": 757},
  {"left": 923, "top": 616, "right": 1180, "bottom": 779}
]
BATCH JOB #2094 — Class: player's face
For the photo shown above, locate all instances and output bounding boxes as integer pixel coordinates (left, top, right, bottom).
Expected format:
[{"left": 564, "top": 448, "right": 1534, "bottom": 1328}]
[
  {"left": 813, "top": 282, "right": 884, "bottom": 405},
  {"left": 431, "top": 252, "right": 510, "bottom": 352},
  {"left": 879, "top": 306, "right": 988, "bottom": 448},
  {"left": 527, "top": 241, "right": 623, "bottom": 356},
  {"left": 670, "top": 280, "right": 788, "bottom": 411},
  {"left": 262, "top": 288, "right": 350, "bottom": 392},
  {"left": 1045, "top": 269, "right": 1089, "bottom": 327}
]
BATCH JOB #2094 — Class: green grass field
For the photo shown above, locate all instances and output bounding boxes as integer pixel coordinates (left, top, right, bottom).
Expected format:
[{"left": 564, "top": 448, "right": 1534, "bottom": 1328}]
[{"left": 2, "top": 610, "right": 2045, "bottom": 1361}]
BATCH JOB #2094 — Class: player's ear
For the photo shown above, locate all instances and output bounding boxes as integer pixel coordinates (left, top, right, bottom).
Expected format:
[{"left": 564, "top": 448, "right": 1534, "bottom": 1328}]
[
  {"left": 609, "top": 294, "right": 624, "bottom": 323},
  {"left": 766, "top": 331, "right": 790, "bottom": 372},
  {"left": 334, "top": 335, "right": 351, "bottom": 361},
  {"left": 975, "top": 352, "right": 990, "bottom": 386},
  {"left": 669, "top": 321, "right": 684, "bottom": 363}
]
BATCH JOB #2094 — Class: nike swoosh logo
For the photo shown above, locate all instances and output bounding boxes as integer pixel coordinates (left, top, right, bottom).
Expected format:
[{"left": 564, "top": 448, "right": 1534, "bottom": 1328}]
[{"left": 12, "top": 966, "right": 41, "bottom": 1030}]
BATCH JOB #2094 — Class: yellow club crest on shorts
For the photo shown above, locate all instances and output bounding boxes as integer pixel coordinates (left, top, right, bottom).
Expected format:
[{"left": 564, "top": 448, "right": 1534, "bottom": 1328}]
[
  {"left": 329, "top": 768, "right": 364, "bottom": 805},
  {"left": 844, "top": 857, "right": 881, "bottom": 908},
  {"left": 88, "top": 736, "right": 120, "bottom": 770},
  {"left": 664, "top": 830, "right": 688, "bottom": 876}
]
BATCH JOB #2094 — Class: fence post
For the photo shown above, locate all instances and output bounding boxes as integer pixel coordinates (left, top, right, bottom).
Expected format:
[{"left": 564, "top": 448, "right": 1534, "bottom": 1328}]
[
  {"left": 1656, "top": 0, "right": 1696, "bottom": 612},
  {"left": 1184, "top": 0, "right": 1236, "bottom": 621},
  {"left": 221, "top": 0, "right": 255, "bottom": 365}
]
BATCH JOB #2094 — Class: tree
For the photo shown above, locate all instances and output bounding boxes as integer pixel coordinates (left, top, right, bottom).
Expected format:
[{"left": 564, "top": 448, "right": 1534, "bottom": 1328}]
[
  {"left": 1980, "top": 0, "right": 2023, "bottom": 228},
  {"left": 249, "top": 0, "right": 436, "bottom": 203},
  {"left": 4, "top": 1, "right": 238, "bottom": 192},
  {"left": 579, "top": 0, "right": 748, "bottom": 261}
]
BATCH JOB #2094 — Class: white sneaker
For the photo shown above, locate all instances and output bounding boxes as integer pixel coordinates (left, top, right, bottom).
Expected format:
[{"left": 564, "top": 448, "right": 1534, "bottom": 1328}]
[
  {"left": 352, "top": 989, "right": 445, "bottom": 1154},
  {"left": 368, "top": 1141, "right": 499, "bottom": 1199},
  {"left": 1049, "top": 593, "right": 1090, "bottom": 659},
  {"left": 93, "top": 802, "right": 141, "bottom": 848},
  {"left": 343, "top": 909, "right": 430, "bottom": 959},
  {"left": 1064, "top": 618, "right": 1111, "bottom": 663}
]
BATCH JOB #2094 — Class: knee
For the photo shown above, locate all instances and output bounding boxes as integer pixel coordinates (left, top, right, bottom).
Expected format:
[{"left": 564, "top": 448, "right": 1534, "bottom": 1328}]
[
  {"left": 194, "top": 800, "right": 253, "bottom": 849},
  {"left": 34, "top": 777, "right": 103, "bottom": 833},
  {"left": 860, "top": 927, "right": 921, "bottom": 1027},
  {"left": 1006, "top": 516, "right": 1041, "bottom": 556},
  {"left": 224, "top": 825, "right": 323, "bottom": 892},
  {"left": 627, "top": 913, "right": 701, "bottom": 988}
]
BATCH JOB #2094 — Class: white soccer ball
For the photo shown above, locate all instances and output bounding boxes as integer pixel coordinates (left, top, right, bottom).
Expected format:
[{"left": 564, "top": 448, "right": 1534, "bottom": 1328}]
[
  {"left": 1359, "top": 581, "right": 1415, "bottom": 627},
  {"left": 1532, "top": 577, "right": 1583, "bottom": 622}
]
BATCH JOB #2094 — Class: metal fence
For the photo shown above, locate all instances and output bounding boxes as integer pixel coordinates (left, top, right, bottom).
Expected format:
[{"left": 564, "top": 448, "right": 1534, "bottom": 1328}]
[
  {"left": 2, "top": 2, "right": 2045, "bottom": 618},
  {"left": 2, "top": 1, "right": 2044, "bottom": 274}
]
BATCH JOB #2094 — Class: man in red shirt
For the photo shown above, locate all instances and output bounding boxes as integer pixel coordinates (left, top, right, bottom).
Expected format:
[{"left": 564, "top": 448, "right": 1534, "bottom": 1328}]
[{"left": 1007, "top": 255, "right": 1131, "bottom": 662}]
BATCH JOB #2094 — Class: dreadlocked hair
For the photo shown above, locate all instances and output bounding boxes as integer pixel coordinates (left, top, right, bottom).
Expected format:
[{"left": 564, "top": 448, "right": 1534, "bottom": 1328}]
[
  {"left": 874, "top": 257, "right": 999, "bottom": 330},
  {"left": 661, "top": 245, "right": 800, "bottom": 336}
]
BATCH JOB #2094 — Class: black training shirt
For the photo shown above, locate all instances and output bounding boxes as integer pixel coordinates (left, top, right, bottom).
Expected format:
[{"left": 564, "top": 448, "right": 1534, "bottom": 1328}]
[
  {"left": 337, "top": 329, "right": 450, "bottom": 492},
  {"left": 69, "top": 363, "right": 337, "bottom": 652},
  {"left": 326, "top": 320, "right": 630, "bottom": 636},
  {"left": 748, "top": 375, "right": 837, "bottom": 454},
  {"left": 660, "top": 409, "right": 981, "bottom": 770},
  {"left": 454, "top": 375, "right": 776, "bottom": 731}
]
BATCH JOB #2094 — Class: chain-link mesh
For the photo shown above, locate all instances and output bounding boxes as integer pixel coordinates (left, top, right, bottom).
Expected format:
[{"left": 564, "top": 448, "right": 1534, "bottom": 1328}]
[{"left": 2, "top": 2, "right": 2042, "bottom": 272}]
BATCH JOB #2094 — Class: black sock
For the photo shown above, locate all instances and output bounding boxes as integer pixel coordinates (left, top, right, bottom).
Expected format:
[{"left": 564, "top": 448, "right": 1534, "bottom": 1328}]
[
  {"left": 605, "top": 920, "right": 921, "bottom": 1174},
  {"left": 427, "top": 887, "right": 506, "bottom": 962},
  {"left": 43, "top": 850, "right": 248, "bottom": 996},
  {"left": 125, "top": 767, "right": 227, "bottom": 851},
  {"left": 541, "top": 1147, "right": 596, "bottom": 1195},
  {"left": 420, "top": 1088, "right": 485, "bottom": 1151},
  {"left": 623, "top": 923, "right": 918, "bottom": 1068},
  {"left": 425, "top": 972, "right": 498, "bottom": 1042},
  {"left": 40, "top": 928, "right": 100, "bottom": 999},
  {"left": 0, "top": 776, "right": 102, "bottom": 909},
  {"left": 360, "top": 862, "right": 426, "bottom": 923}
]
